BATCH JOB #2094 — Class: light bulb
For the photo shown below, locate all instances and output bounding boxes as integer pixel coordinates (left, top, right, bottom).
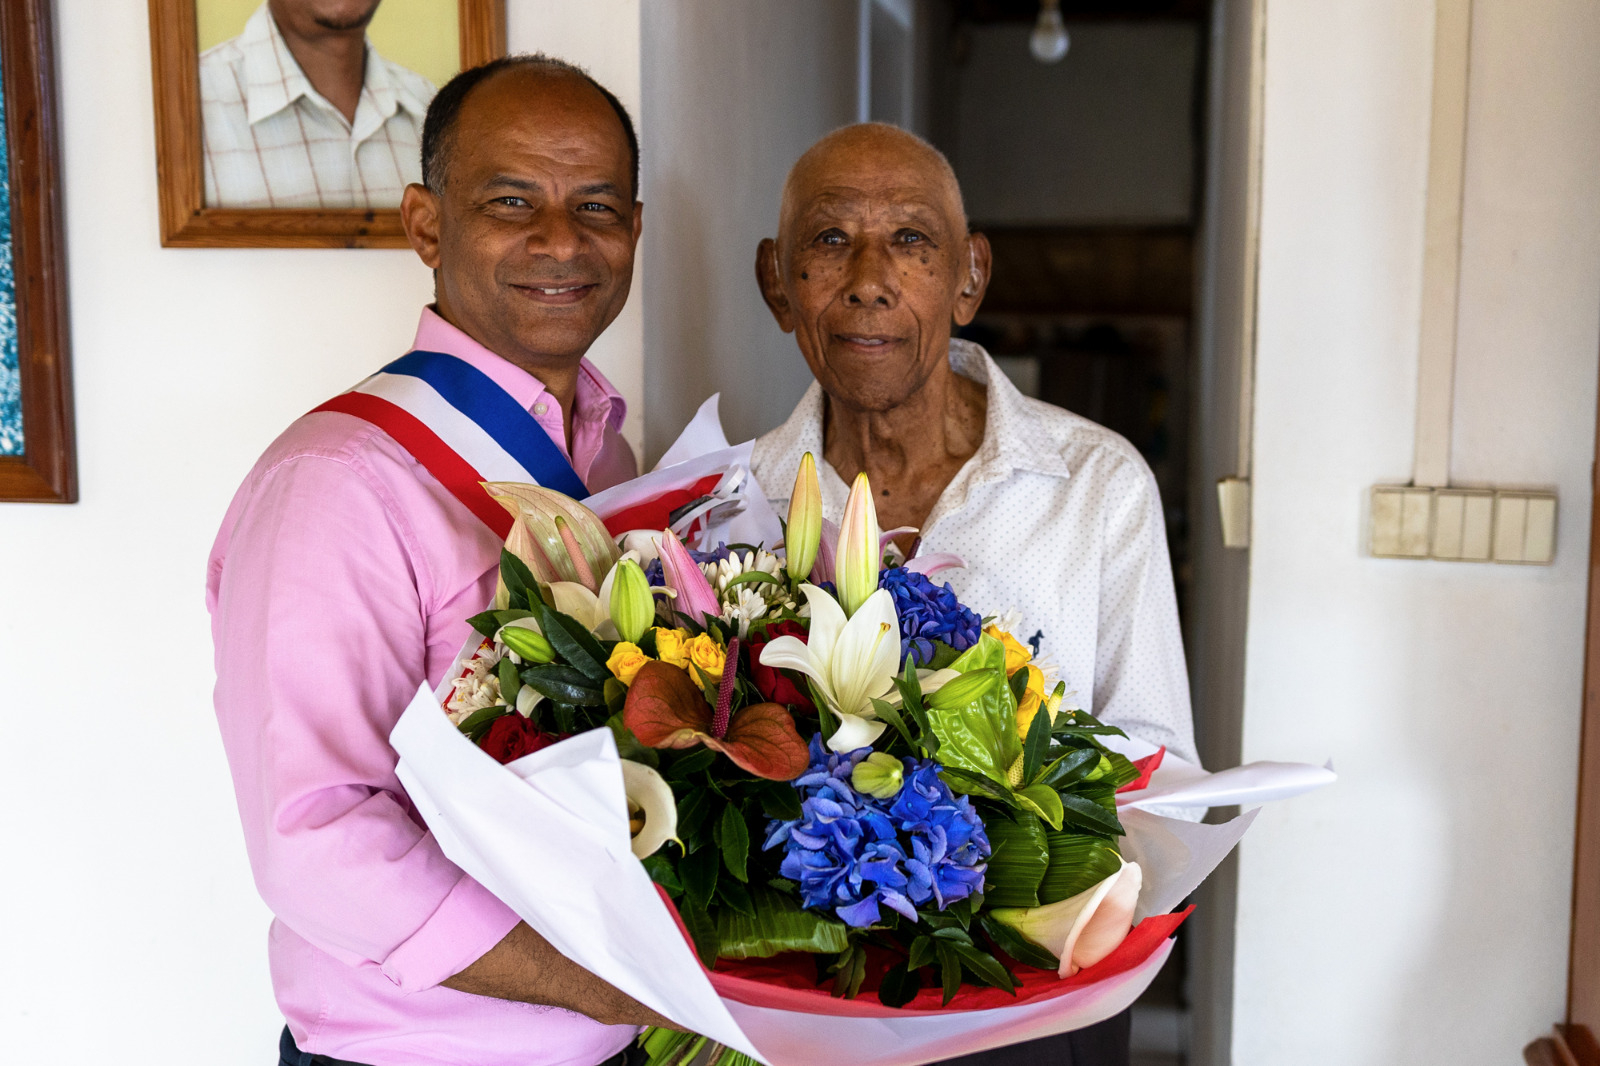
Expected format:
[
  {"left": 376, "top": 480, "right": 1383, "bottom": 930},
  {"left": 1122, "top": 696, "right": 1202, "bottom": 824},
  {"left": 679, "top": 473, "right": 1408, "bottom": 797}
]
[{"left": 1030, "top": 3, "right": 1070, "bottom": 63}]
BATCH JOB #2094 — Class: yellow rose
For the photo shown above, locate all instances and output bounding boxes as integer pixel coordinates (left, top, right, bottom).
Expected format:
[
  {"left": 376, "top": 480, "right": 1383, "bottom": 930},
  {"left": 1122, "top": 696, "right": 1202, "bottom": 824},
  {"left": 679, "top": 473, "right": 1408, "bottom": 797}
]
[
  {"left": 653, "top": 627, "right": 692, "bottom": 669},
  {"left": 687, "top": 632, "right": 728, "bottom": 682},
  {"left": 985, "top": 625, "right": 1033, "bottom": 676},
  {"left": 1014, "top": 664, "right": 1048, "bottom": 738},
  {"left": 606, "top": 642, "right": 652, "bottom": 686}
]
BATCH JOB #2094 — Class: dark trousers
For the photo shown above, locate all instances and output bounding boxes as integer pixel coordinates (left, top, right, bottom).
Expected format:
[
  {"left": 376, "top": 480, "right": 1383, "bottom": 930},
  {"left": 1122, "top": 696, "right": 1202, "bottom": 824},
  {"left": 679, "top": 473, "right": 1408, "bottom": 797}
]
[
  {"left": 931, "top": 1009, "right": 1131, "bottom": 1066},
  {"left": 279, "top": 1026, "right": 642, "bottom": 1066}
]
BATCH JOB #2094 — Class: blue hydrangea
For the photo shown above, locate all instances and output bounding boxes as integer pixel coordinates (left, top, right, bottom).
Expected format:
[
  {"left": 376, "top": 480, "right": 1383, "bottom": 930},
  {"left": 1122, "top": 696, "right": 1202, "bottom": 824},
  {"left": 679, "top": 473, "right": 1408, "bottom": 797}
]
[
  {"left": 644, "top": 543, "right": 730, "bottom": 587},
  {"left": 877, "top": 567, "right": 983, "bottom": 666},
  {"left": 764, "top": 737, "right": 991, "bottom": 927}
]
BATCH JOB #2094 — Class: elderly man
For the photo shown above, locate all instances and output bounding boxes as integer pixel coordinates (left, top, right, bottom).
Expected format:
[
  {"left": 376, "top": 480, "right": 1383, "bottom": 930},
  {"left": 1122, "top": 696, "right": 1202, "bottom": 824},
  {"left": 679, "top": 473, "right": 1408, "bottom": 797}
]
[
  {"left": 201, "top": 1, "right": 436, "bottom": 208},
  {"left": 209, "top": 56, "right": 666, "bottom": 1066},
  {"left": 751, "top": 123, "right": 1198, "bottom": 1066}
]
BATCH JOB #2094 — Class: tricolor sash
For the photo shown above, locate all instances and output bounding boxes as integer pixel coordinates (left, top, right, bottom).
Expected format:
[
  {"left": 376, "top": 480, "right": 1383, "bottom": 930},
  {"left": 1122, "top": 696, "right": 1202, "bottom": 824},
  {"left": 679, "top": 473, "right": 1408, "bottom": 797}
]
[{"left": 313, "top": 349, "right": 587, "bottom": 538}]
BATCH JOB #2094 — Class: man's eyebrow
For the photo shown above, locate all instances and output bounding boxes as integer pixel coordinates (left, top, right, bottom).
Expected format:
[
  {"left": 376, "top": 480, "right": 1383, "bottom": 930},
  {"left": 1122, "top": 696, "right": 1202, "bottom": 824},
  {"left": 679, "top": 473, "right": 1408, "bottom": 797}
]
[
  {"left": 574, "top": 181, "right": 624, "bottom": 198},
  {"left": 483, "top": 175, "right": 542, "bottom": 194}
]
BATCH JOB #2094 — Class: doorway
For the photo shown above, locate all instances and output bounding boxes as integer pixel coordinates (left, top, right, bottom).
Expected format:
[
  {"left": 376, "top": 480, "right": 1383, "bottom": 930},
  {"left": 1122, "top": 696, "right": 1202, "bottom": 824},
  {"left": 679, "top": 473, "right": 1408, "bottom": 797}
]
[{"left": 857, "top": 2, "right": 1259, "bottom": 1063}]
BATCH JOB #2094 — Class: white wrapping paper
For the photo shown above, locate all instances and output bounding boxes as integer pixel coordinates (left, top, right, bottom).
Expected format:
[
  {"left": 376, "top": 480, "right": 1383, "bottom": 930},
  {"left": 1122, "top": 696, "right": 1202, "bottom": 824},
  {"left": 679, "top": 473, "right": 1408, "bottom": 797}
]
[{"left": 391, "top": 681, "right": 1334, "bottom": 1066}]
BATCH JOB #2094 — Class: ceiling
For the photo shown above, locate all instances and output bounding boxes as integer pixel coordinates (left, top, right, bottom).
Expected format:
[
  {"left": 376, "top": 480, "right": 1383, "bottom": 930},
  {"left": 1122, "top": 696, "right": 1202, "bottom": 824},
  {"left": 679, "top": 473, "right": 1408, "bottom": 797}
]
[{"left": 953, "top": 0, "right": 1209, "bottom": 22}]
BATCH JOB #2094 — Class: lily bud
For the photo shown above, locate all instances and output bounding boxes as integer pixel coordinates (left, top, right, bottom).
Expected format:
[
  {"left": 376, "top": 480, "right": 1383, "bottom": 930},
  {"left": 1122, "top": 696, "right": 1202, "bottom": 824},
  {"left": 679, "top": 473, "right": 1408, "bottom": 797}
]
[
  {"left": 927, "top": 668, "right": 1002, "bottom": 711},
  {"left": 657, "top": 528, "right": 722, "bottom": 626},
  {"left": 786, "top": 452, "right": 823, "bottom": 582},
  {"left": 498, "top": 621, "right": 555, "bottom": 664},
  {"left": 835, "top": 472, "right": 882, "bottom": 618},
  {"left": 608, "top": 559, "right": 654, "bottom": 644},
  {"left": 851, "top": 752, "right": 905, "bottom": 799}
]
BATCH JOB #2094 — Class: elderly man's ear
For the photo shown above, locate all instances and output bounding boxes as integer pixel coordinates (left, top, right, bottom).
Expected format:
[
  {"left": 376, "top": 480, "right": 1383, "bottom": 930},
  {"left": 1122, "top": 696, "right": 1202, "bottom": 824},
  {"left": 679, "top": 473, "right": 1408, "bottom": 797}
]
[
  {"left": 402, "top": 183, "right": 443, "bottom": 270},
  {"left": 755, "top": 238, "right": 794, "bottom": 333},
  {"left": 954, "top": 233, "right": 993, "bottom": 327}
]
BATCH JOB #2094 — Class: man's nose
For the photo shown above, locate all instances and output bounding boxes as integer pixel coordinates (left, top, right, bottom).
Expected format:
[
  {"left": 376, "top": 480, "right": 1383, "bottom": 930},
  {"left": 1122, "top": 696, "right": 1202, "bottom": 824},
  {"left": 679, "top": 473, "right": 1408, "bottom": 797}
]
[
  {"left": 524, "top": 205, "right": 582, "bottom": 261},
  {"left": 842, "top": 242, "right": 899, "bottom": 308}
]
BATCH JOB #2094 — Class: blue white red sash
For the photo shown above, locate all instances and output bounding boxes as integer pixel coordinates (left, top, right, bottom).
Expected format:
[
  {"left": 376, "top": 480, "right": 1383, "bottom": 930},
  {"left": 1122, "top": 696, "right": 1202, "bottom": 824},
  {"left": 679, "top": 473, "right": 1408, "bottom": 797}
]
[{"left": 312, "top": 350, "right": 588, "bottom": 538}]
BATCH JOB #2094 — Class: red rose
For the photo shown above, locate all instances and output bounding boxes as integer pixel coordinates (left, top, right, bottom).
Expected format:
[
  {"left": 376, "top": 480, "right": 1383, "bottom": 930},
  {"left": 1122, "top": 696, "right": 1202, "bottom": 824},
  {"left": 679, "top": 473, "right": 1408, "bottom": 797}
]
[
  {"left": 478, "top": 712, "right": 560, "bottom": 764},
  {"left": 747, "top": 620, "right": 816, "bottom": 713}
]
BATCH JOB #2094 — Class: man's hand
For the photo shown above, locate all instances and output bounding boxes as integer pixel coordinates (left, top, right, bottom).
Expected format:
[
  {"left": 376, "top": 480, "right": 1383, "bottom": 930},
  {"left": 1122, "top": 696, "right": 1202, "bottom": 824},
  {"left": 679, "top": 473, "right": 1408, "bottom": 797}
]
[{"left": 442, "top": 921, "right": 680, "bottom": 1029}]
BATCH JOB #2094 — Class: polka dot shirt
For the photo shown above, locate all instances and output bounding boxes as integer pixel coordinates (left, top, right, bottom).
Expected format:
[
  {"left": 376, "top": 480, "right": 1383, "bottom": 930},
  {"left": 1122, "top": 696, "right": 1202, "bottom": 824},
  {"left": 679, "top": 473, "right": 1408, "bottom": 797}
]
[{"left": 751, "top": 339, "right": 1199, "bottom": 768}]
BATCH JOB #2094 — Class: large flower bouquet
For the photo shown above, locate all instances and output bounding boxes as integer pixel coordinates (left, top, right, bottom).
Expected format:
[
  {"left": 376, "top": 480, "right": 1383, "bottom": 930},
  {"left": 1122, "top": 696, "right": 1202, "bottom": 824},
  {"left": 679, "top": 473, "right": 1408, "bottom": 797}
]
[
  {"left": 440, "top": 453, "right": 1164, "bottom": 1062},
  {"left": 390, "top": 414, "right": 1333, "bottom": 1066}
]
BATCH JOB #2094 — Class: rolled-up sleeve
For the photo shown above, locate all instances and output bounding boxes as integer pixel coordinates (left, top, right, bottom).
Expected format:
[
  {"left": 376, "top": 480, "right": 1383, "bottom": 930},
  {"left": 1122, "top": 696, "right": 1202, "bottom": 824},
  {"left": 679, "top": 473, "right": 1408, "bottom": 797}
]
[{"left": 210, "top": 450, "right": 518, "bottom": 992}]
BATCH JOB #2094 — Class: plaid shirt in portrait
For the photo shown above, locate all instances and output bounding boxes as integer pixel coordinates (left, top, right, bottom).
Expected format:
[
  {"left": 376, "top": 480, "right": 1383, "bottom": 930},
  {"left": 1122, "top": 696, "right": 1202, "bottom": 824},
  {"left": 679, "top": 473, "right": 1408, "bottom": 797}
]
[{"left": 199, "top": 3, "right": 436, "bottom": 209}]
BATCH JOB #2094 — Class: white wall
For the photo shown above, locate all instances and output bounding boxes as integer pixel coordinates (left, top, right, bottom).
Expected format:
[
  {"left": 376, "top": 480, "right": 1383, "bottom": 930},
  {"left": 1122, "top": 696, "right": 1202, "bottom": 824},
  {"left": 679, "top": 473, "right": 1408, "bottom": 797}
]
[
  {"left": 0, "top": 3, "right": 640, "bottom": 1062},
  {"left": 639, "top": 0, "right": 859, "bottom": 461},
  {"left": 1234, "top": 1, "right": 1600, "bottom": 1062},
  {"left": 946, "top": 22, "right": 1200, "bottom": 226}
]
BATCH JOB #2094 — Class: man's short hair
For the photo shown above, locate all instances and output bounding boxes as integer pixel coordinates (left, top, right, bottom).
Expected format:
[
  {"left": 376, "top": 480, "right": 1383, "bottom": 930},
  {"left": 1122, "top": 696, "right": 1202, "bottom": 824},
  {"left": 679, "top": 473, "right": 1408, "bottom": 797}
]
[{"left": 420, "top": 53, "right": 640, "bottom": 198}]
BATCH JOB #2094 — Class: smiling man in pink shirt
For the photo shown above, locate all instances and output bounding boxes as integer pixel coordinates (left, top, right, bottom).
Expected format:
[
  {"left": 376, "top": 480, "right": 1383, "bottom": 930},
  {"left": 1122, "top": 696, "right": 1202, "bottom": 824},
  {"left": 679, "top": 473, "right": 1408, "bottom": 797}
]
[{"left": 208, "top": 56, "right": 670, "bottom": 1066}]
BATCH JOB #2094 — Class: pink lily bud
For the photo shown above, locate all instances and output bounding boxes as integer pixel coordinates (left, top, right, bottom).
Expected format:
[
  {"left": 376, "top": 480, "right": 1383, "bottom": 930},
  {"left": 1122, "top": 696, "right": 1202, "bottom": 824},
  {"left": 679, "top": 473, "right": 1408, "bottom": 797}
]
[
  {"left": 657, "top": 528, "right": 722, "bottom": 626},
  {"left": 835, "top": 472, "right": 882, "bottom": 618}
]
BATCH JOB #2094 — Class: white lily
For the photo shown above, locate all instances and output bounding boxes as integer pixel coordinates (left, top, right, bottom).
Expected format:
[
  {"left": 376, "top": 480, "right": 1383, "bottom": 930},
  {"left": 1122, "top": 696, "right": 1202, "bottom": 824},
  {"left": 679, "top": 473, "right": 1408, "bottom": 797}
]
[
  {"left": 620, "top": 760, "right": 679, "bottom": 858},
  {"left": 991, "top": 858, "right": 1144, "bottom": 978},
  {"left": 758, "top": 583, "right": 901, "bottom": 753}
]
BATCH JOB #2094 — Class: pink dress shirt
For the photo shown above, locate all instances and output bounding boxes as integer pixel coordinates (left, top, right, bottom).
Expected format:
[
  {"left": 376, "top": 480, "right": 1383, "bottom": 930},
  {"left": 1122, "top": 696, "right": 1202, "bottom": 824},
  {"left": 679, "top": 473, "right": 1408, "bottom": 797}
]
[{"left": 207, "top": 309, "right": 639, "bottom": 1066}]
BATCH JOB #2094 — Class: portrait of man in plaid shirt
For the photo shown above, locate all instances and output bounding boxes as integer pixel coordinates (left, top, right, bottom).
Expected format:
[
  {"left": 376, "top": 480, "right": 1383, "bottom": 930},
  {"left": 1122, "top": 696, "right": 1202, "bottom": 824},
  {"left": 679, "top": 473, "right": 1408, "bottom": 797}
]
[{"left": 199, "top": 0, "right": 439, "bottom": 209}]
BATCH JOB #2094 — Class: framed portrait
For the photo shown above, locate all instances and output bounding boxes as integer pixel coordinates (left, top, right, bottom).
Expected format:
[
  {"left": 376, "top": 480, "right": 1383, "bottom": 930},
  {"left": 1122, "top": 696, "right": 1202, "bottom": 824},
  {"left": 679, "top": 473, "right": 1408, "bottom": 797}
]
[
  {"left": 148, "top": 0, "right": 506, "bottom": 248},
  {"left": 0, "top": 0, "right": 74, "bottom": 503}
]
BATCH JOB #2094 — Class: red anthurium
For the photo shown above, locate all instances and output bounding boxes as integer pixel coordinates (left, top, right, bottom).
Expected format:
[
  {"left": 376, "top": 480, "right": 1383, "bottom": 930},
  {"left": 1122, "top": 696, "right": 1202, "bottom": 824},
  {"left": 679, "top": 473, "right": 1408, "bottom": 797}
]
[{"left": 623, "top": 661, "right": 810, "bottom": 781}]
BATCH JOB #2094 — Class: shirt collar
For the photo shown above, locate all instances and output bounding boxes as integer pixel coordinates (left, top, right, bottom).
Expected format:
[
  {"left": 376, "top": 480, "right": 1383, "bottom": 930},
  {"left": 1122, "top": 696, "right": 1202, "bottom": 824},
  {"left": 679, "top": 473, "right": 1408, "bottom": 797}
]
[
  {"left": 761, "top": 338, "right": 1074, "bottom": 496},
  {"left": 239, "top": 4, "right": 428, "bottom": 133},
  {"left": 409, "top": 307, "right": 627, "bottom": 432}
]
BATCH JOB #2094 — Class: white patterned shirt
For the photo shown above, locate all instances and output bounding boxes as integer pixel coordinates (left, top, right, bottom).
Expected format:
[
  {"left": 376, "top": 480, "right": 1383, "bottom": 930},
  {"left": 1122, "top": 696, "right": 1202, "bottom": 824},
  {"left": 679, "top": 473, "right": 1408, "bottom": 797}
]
[
  {"left": 199, "top": 3, "right": 435, "bottom": 209},
  {"left": 751, "top": 339, "right": 1199, "bottom": 767}
]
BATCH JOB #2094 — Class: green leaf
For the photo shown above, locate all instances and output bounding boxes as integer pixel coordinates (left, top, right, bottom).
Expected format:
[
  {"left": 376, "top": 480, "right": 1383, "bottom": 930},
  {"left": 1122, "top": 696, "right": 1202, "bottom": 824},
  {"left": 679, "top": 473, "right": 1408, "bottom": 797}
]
[
  {"left": 757, "top": 780, "right": 803, "bottom": 821},
  {"left": 681, "top": 841, "right": 720, "bottom": 910},
  {"left": 936, "top": 941, "right": 963, "bottom": 1005},
  {"left": 468, "top": 609, "right": 533, "bottom": 638},
  {"left": 1040, "top": 747, "right": 1100, "bottom": 788},
  {"left": 497, "top": 656, "right": 522, "bottom": 708},
  {"left": 456, "top": 704, "right": 507, "bottom": 741},
  {"left": 951, "top": 942, "right": 1017, "bottom": 994},
  {"left": 717, "top": 878, "right": 756, "bottom": 917},
  {"left": 878, "top": 962, "right": 921, "bottom": 1009},
  {"left": 675, "top": 786, "right": 714, "bottom": 844},
  {"left": 667, "top": 748, "right": 719, "bottom": 780},
  {"left": 1021, "top": 691, "right": 1052, "bottom": 783},
  {"left": 828, "top": 942, "right": 867, "bottom": 999},
  {"left": 921, "top": 640, "right": 962, "bottom": 671},
  {"left": 922, "top": 635, "right": 1023, "bottom": 785},
  {"left": 908, "top": 934, "right": 936, "bottom": 971},
  {"left": 1092, "top": 751, "right": 1141, "bottom": 791},
  {"left": 1057, "top": 791, "right": 1126, "bottom": 838},
  {"left": 517, "top": 670, "right": 604, "bottom": 707},
  {"left": 869, "top": 697, "right": 915, "bottom": 750},
  {"left": 978, "top": 914, "right": 1061, "bottom": 971},
  {"left": 529, "top": 596, "right": 611, "bottom": 682},
  {"left": 1015, "top": 783, "right": 1065, "bottom": 830},
  {"left": 722, "top": 570, "right": 786, "bottom": 591},
  {"left": 603, "top": 678, "right": 628, "bottom": 715},
  {"left": 681, "top": 901, "right": 721, "bottom": 969},
  {"left": 605, "top": 713, "right": 658, "bottom": 767},
  {"left": 981, "top": 811, "right": 1049, "bottom": 908},
  {"left": 719, "top": 803, "right": 750, "bottom": 883},
  {"left": 500, "top": 549, "right": 537, "bottom": 607},
  {"left": 715, "top": 886, "right": 850, "bottom": 959},
  {"left": 1008, "top": 667, "right": 1029, "bottom": 707},
  {"left": 1039, "top": 831, "right": 1125, "bottom": 904},
  {"left": 938, "top": 766, "right": 1013, "bottom": 803},
  {"left": 641, "top": 853, "right": 683, "bottom": 896}
]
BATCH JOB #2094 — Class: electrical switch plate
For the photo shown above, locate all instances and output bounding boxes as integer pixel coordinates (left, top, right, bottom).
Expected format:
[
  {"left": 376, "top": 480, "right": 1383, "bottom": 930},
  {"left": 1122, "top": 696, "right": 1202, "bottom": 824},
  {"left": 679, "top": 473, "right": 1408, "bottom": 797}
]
[
  {"left": 1432, "top": 489, "right": 1494, "bottom": 561},
  {"left": 1371, "top": 486, "right": 1433, "bottom": 558},
  {"left": 1217, "top": 477, "right": 1250, "bottom": 549},
  {"left": 1493, "top": 491, "right": 1558, "bottom": 564}
]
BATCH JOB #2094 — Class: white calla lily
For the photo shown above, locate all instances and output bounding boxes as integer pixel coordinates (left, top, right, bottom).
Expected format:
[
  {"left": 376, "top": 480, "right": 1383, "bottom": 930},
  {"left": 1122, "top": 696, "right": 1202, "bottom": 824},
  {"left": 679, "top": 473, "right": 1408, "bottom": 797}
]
[
  {"left": 758, "top": 583, "right": 900, "bottom": 753},
  {"left": 991, "top": 858, "right": 1144, "bottom": 977},
  {"left": 620, "top": 760, "right": 679, "bottom": 858}
]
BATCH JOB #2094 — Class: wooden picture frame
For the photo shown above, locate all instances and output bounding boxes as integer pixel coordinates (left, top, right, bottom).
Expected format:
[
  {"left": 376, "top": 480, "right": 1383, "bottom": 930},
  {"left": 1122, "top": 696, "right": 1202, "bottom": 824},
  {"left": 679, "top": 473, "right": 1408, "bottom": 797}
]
[
  {"left": 148, "top": 0, "right": 506, "bottom": 248},
  {"left": 0, "top": 0, "right": 74, "bottom": 503}
]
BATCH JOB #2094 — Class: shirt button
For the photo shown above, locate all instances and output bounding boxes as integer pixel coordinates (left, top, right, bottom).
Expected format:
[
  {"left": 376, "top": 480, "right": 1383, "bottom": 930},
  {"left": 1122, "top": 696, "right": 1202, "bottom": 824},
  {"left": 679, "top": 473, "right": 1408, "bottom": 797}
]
[{"left": 534, "top": 403, "right": 548, "bottom": 415}]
